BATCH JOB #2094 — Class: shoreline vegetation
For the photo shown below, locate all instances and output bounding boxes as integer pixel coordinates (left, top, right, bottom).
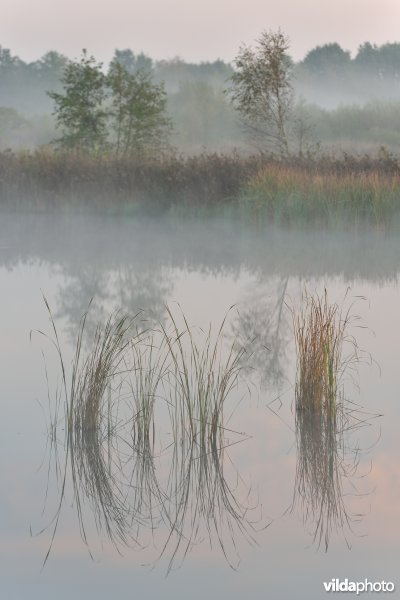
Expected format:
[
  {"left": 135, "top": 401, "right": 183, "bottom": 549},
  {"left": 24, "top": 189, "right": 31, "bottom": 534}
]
[
  {"left": 1, "top": 147, "right": 400, "bottom": 227},
  {"left": 2, "top": 34, "right": 400, "bottom": 227}
]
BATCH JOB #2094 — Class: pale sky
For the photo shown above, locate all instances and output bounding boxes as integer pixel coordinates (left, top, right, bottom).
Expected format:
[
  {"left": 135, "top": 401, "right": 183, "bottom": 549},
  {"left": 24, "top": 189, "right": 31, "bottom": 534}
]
[{"left": 2, "top": 0, "right": 400, "bottom": 64}]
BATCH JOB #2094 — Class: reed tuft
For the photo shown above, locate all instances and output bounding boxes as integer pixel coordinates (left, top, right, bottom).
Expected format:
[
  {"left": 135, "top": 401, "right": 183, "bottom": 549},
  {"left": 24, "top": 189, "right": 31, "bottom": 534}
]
[{"left": 290, "top": 290, "right": 370, "bottom": 550}]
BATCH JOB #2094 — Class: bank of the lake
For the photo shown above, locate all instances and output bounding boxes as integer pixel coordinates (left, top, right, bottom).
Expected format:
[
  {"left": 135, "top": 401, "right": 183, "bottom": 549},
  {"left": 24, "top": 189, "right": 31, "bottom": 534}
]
[{"left": 1, "top": 148, "right": 400, "bottom": 227}]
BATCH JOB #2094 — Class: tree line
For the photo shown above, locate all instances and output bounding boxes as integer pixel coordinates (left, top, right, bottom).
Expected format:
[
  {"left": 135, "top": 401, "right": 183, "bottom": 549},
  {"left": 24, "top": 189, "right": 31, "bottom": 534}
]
[
  {"left": 1, "top": 40, "right": 400, "bottom": 114},
  {"left": 1, "top": 36, "right": 400, "bottom": 156}
]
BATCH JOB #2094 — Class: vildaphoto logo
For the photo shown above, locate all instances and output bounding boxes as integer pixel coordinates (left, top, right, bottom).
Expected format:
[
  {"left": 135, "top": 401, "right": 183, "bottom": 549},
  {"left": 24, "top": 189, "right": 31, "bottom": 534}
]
[{"left": 323, "top": 579, "right": 395, "bottom": 594}]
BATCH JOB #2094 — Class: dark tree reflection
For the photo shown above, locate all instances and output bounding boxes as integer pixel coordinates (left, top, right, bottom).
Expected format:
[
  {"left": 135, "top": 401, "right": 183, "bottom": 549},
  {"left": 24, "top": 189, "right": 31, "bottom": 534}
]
[{"left": 56, "top": 263, "right": 172, "bottom": 344}]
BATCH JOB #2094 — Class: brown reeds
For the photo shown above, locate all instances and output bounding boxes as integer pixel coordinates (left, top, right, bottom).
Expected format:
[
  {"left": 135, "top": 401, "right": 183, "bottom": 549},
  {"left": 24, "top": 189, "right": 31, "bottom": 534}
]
[
  {"left": 242, "top": 160, "right": 400, "bottom": 226},
  {"left": 0, "top": 148, "right": 262, "bottom": 212},
  {"left": 2, "top": 147, "right": 400, "bottom": 224},
  {"left": 292, "top": 290, "right": 355, "bottom": 416}
]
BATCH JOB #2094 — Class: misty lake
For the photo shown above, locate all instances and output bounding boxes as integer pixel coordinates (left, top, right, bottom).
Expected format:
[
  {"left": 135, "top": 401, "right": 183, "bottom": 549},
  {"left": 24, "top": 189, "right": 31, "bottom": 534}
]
[{"left": 1, "top": 212, "right": 399, "bottom": 599}]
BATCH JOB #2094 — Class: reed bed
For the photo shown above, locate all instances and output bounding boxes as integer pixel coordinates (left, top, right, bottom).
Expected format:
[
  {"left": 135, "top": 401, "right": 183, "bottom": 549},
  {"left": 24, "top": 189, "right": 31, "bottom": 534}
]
[
  {"left": 0, "top": 148, "right": 261, "bottom": 213},
  {"left": 242, "top": 161, "right": 400, "bottom": 227},
  {"left": 2, "top": 147, "right": 400, "bottom": 225}
]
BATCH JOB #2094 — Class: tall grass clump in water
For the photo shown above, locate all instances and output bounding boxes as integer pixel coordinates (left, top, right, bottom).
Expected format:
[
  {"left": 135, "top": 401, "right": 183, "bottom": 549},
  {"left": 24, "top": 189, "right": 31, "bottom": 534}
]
[
  {"left": 125, "top": 337, "right": 169, "bottom": 453},
  {"left": 160, "top": 307, "right": 248, "bottom": 448},
  {"left": 72, "top": 312, "right": 137, "bottom": 432},
  {"left": 35, "top": 301, "right": 258, "bottom": 569},
  {"left": 34, "top": 301, "right": 144, "bottom": 563},
  {"left": 151, "top": 307, "right": 257, "bottom": 571},
  {"left": 68, "top": 311, "right": 149, "bottom": 551},
  {"left": 290, "top": 290, "right": 366, "bottom": 550},
  {"left": 292, "top": 290, "right": 355, "bottom": 417}
]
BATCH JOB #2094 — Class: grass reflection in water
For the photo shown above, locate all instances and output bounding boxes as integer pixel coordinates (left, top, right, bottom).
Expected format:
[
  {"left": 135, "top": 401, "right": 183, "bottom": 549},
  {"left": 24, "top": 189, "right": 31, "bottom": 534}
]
[{"left": 34, "top": 290, "right": 379, "bottom": 570}]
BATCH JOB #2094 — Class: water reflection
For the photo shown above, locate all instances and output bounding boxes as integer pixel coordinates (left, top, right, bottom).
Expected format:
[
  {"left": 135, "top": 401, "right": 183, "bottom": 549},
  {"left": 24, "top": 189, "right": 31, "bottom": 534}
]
[
  {"left": 35, "top": 285, "right": 381, "bottom": 573},
  {"left": 56, "top": 264, "right": 172, "bottom": 343},
  {"left": 292, "top": 400, "right": 354, "bottom": 550},
  {"left": 2, "top": 214, "right": 400, "bottom": 342},
  {"left": 291, "top": 396, "right": 381, "bottom": 551},
  {"left": 1, "top": 206, "right": 398, "bottom": 600},
  {"left": 232, "top": 276, "right": 290, "bottom": 388},
  {"left": 43, "top": 410, "right": 257, "bottom": 572}
]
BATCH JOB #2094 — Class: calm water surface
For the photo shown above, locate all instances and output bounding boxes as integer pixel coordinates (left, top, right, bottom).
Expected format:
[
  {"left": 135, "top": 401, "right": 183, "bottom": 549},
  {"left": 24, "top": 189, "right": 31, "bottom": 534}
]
[{"left": 1, "top": 213, "right": 399, "bottom": 599}]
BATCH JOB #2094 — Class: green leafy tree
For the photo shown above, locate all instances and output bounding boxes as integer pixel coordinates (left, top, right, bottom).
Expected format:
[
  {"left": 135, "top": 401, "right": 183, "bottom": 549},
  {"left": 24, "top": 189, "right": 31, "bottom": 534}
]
[
  {"left": 48, "top": 50, "right": 108, "bottom": 152},
  {"left": 229, "top": 30, "right": 294, "bottom": 157},
  {"left": 107, "top": 59, "right": 172, "bottom": 157}
]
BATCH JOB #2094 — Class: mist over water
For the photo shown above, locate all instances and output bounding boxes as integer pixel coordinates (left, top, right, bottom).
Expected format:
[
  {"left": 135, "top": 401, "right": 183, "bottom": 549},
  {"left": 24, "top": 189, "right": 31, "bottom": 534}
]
[{"left": 1, "top": 211, "right": 399, "bottom": 599}]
